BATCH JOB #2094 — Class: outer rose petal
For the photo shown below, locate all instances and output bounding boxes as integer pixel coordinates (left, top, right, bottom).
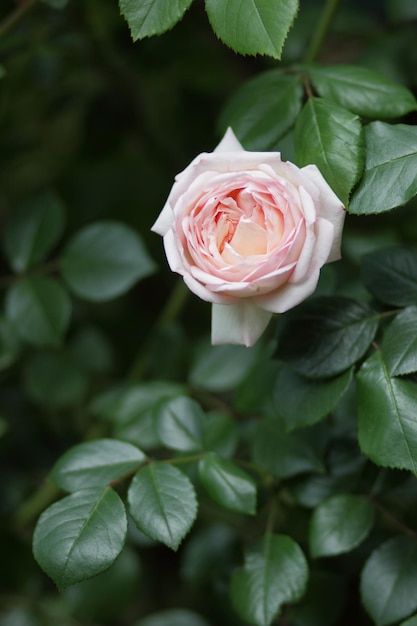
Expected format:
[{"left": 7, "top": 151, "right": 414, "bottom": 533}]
[
  {"left": 212, "top": 301, "right": 272, "bottom": 347},
  {"left": 215, "top": 127, "right": 245, "bottom": 152},
  {"left": 300, "top": 164, "right": 345, "bottom": 262}
]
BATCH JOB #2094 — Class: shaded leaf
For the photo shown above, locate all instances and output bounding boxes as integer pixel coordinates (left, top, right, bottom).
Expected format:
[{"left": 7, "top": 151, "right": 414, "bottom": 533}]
[
  {"left": 135, "top": 609, "right": 210, "bottom": 626},
  {"left": 202, "top": 411, "right": 238, "bottom": 457},
  {"left": 33, "top": 487, "right": 127, "bottom": 589},
  {"left": 218, "top": 71, "right": 303, "bottom": 149},
  {"left": 350, "top": 122, "right": 417, "bottom": 215},
  {"left": 361, "top": 536, "right": 417, "bottom": 626},
  {"left": 252, "top": 419, "right": 325, "bottom": 478},
  {"left": 128, "top": 462, "right": 197, "bottom": 550},
  {"left": 357, "top": 350, "right": 417, "bottom": 473},
  {"left": 231, "top": 533, "right": 308, "bottom": 626},
  {"left": 119, "top": 0, "right": 193, "bottom": 40},
  {"left": 51, "top": 439, "right": 146, "bottom": 492},
  {"left": 274, "top": 364, "right": 353, "bottom": 430},
  {"left": 381, "top": 307, "right": 417, "bottom": 376},
  {"left": 205, "top": 0, "right": 299, "bottom": 59},
  {"left": 154, "top": 395, "right": 204, "bottom": 452},
  {"left": 198, "top": 452, "right": 256, "bottom": 514},
  {"left": 6, "top": 277, "right": 71, "bottom": 347},
  {"left": 309, "top": 494, "right": 374, "bottom": 558},
  {"left": 362, "top": 247, "right": 417, "bottom": 307},
  {"left": 303, "top": 64, "right": 416, "bottom": 118},
  {"left": 277, "top": 297, "right": 379, "bottom": 379},
  {"left": 61, "top": 221, "right": 155, "bottom": 301},
  {"left": 3, "top": 191, "right": 65, "bottom": 272},
  {"left": 294, "top": 97, "right": 363, "bottom": 206}
]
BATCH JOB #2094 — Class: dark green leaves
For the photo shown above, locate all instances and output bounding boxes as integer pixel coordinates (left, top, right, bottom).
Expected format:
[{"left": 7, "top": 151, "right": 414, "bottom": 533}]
[
  {"left": 294, "top": 97, "right": 363, "bottom": 206},
  {"left": 219, "top": 71, "right": 303, "bottom": 149},
  {"left": 361, "top": 537, "right": 417, "bottom": 626},
  {"left": 357, "top": 350, "right": 417, "bottom": 473},
  {"left": 154, "top": 396, "right": 204, "bottom": 452},
  {"left": 277, "top": 297, "right": 379, "bottom": 379},
  {"left": 231, "top": 533, "right": 308, "bottom": 626},
  {"left": 119, "top": 0, "right": 193, "bottom": 40},
  {"left": 382, "top": 307, "right": 417, "bottom": 376},
  {"left": 33, "top": 487, "right": 127, "bottom": 589},
  {"left": 350, "top": 122, "right": 417, "bottom": 215},
  {"left": 309, "top": 494, "right": 374, "bottom": 558},
  {"left": 198, "top": 452, "right": 256, "bottom": 514},
  {"left": 61, "top": 221, "right": 155, "bottom": 301},
  {"left": 274, "top": 365, "right": 353, "bottom": 430},
  {"left": 3, "top": 191, "right": 65, "bottom": 272},
  {"left": 6, "top": 277, "right": 71, "bottom": 347},
  {"left": 128, "top": 462, "right": 197, "bottom": 550},
  {"left": 304, "top": 64, "right": 417, "bottom": 118},
  {"left": 205, "top": 0, "right": 299, "bottom": 59},
  {"left": 50, "top": 439, "right": 146, "bottom": 492},
  {"left": 362, "top": 248, "right": 417, "bottom": 307}
]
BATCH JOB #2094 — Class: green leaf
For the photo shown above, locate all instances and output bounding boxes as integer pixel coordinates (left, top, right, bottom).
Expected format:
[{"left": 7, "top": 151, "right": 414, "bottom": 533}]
[
  {"left": 277, "top": 297, "right": 379, "bottom": 379},
  {"left": 0, "top": 65, "right": 5, "bottom": 79},
  {"left": 362, "top": 247, "right": 417, "bottom": 307},
  {"left": 202, "top": 411, "right": 238, "bottom": 457},
  {"left": 350, "top": 122, "right": 417, "bottom": 215},
  {"left": 5, "top": 277, "right": 71, "bottom": 347},
  {"left": 60, "top": 221, "right": 156, "bottom": 302},
  {"left": 274, "top": 364, "right": 353, "bottom": 431},
  {"left": 3, "top": 191, "right": 65, "bottom": 273},
  {"left": 218, "top": 71, "right": 303, "bottom": 149},
  {"left": 252, "top": 419, "right": 325, "bottom": 478},
  {"left": 24, "top": 351, "right": 89, "bottom": 409},
  {"left": 360, "top": 536, "right": 417, "bottom": 626},
  {"left": 189, "top": 341, "right": 260, "bottom": 392},
  {"left": 303, "top": 64, "right": 417, "bottom": 118},
  {"left": 128, "top": 462, "right": 197, "bottom": 550},
  {"left": 198, "top": 452, "right": 256, "bottom": 514},
  {"left": 33, "top": 486, "right": 127, "bottom": 589},
  {"left": 357, "top": 350, "right": 417, "bottom": 473},
  {"left": 0, "top": 316, "right": 20, "bottom": 371},
  {"left": 231, "top": 533, "right": 309, "bottom": 626},
  {"left": 135, "top": 609, "right": 210, "bottom": 626},
  {"left": 205, "top": 0, "right": 299, "bottom": 59},
  {"left": 90, "top": 381, "right": 185, "bottom": 449},
  {"left": 119, "top": 0, "right": 193, "bottom": 40},
  {"left": 309, "top": 494, "right": 374, "bottom": 558},
  {"left": 50, "top": 439, "right": 146, "bottom": 492},
  {"left": 400, "top": 616, "right": 417, "bottom": 626},
  {"left": 294, "top": 97, "right": 363, "bottom": 206},
  {"left": 381, "top": 307, "right": 417, "bottom": 376},
  {"left": 154, "top": 395, "right": 204, "bottom": 452}
]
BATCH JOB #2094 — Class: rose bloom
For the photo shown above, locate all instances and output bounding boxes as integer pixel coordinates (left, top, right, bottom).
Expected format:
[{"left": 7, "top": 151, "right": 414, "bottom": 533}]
[{"left": 152, "top": 128, "right": 345, "bottom": 347}]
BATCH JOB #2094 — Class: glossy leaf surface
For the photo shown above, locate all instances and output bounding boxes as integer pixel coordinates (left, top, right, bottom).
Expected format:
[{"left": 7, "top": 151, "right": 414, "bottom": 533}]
[
  {"left": 128, "top": 462, "right": 197, "bottom": 550},
  {"left": 51, "top": 439, "right": 146, "bottom": 492},
  {"left": 33, "top": 487, "right": 127, "bottom": 589},
  {"left": 205, "top": 0, "right": 299, "bottom": 59},
  {"left": 231, "top": 533, "right": 308, "bottom": 626},
  {"left": 198, "top": 452, "right": 256, "bottom": 514}
]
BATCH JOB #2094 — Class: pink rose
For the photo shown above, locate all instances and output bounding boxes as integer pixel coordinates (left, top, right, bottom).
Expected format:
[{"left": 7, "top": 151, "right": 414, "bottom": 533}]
[{"left": 152, "top": 128, "right": 345, "bottom": 347}]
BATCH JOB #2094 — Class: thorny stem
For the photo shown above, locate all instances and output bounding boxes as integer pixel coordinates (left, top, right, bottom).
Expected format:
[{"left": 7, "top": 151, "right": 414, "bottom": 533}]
[
  {"left": 303, "top": 0, "right": 340, "bottom": 63},
  {"left": 0, "top": 0, "right": 38, "bottom": 39}
]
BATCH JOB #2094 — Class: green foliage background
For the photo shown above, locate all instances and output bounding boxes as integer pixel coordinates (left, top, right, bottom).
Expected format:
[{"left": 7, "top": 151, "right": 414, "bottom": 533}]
[{"left": 1, "top": 1, "right": 417, "bottom": 625}]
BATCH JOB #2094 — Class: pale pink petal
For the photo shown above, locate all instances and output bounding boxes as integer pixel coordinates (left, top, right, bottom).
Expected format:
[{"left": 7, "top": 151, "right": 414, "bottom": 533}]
[
  {"left": 183, "top": 273, "right": 234, "bottom": 305},
  {"left": 214, "top": 127, "right": 245, "bottom": 152},
  {"left": 255, "top": 268, "right": 321, "bottom": 313},
  {"left": 163, "top": 229, "right": 187, "bottom": 274},
  {"left": 151, "top": 199, "right": 174, "bottom": 236},
  {"left": 301, "top": 164, "right": 345, "bottom": 262},
  {"left": 211, "top": 301, "right": 272, "bottom": 347}
]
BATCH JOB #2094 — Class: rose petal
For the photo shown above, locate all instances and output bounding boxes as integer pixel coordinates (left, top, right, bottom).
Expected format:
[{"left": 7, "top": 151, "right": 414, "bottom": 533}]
[
  {"left": 214, "top": 127, "right": 245, "bottom": 152},
  {"left": 151, "top": 199, "right": 174, "bottom": 236},
  {"left": 211, "top": 301, "right": 272, "bottom": 347},
  {"left": 301, "top": 164, "right": 345, "bottom": 262},
  {"left": 255, "top": 267, "right": 321, "bottom": 313}
]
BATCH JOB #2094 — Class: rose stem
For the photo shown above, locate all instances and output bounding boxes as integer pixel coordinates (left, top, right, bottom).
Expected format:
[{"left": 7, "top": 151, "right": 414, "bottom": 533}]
[{"left": 303, "top": 0, "right": 340, "bottom": 64}]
